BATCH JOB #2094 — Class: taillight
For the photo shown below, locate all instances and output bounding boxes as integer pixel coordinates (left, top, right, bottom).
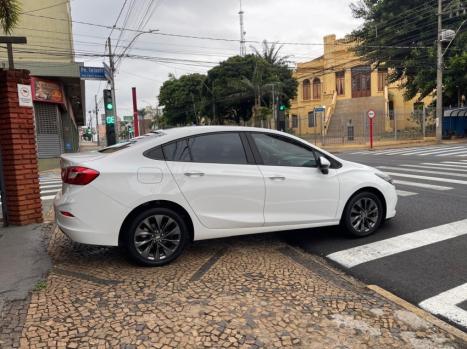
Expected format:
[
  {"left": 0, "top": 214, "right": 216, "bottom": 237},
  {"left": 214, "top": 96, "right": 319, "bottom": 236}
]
[{"left": 61, "top": 166, "right": 100, "bottom": 185}]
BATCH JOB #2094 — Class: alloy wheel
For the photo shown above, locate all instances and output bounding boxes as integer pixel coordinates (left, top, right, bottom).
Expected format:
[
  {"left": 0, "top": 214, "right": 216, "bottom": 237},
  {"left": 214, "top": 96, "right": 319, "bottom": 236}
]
[
  {"left": 134, "top": 215, "right": 181, "bottom": 261},
  {"left": 350, "top": 197, "right": 379, "bottom": 234}
]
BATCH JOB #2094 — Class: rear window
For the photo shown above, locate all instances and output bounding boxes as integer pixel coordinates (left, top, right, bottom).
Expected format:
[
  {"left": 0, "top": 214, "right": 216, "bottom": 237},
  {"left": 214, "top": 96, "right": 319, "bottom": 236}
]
[{"left": 98, "top": 131, "right": 166, "bottom": 153}]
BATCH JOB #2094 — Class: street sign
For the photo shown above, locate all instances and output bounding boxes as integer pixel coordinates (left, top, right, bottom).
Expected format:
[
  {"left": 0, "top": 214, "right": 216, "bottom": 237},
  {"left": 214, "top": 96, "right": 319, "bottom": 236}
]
[
  {"left": 103, "top": 62, "right": 112, "bottom": 82},
  {"left": 314, "top": 107, "right": 325, "bottom": 113},
  {"left": 17, "top": 84, "right": 33, "bottom": 107},
  {"left": 123, "top": 115, "right": 133, "bottom": 122},
  {"left": 367, "top": 109, "right": 376, "bottom": 149},
  {"left": 79, "top": 66, "right": 107, "bottom": 80}
]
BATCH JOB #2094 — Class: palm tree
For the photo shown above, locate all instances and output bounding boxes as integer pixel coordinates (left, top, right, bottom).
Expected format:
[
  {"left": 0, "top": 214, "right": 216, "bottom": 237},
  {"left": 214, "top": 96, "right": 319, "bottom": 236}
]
[
  {"left": 251, "top": 40, "right": 290, "bottom": 65},
  {"left": 0, "top": 0, "right": 20, "bottom": 34}
]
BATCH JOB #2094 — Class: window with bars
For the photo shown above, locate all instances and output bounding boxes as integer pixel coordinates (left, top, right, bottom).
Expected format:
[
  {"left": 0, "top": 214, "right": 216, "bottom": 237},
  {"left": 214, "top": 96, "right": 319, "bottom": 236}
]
[
  {"left": 312, "top": 78, "right": 321, "bottom": 100},
  {"left": 378, "top": 69, "right": 388, "bottom": 92},
  {"left": 291, "top": 115, "right": 298, "bottom": 128},
  {"left": 303, "top": 79, "right": 311, "bottom": 100},
  {"left": 308, "top": 111, "right": 315, "bottom": 127},
  {"left": 336, "top": 71, "right": 345, "bottom": 95}
]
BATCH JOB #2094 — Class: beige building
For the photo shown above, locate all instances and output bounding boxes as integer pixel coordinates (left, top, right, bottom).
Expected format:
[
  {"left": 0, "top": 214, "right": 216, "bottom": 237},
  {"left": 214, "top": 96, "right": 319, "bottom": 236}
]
[
  {"left": 0, "top": 0, "right": 85, "bottom": 160},
  {"left": 289, "top": 34, "right": 432, "bottom": 139}
]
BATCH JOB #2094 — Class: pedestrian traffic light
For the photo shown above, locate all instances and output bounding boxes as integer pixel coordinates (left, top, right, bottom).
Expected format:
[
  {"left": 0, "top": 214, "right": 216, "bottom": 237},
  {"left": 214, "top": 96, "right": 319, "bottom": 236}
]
[
  {"left": 103, "top": 89, "right": 116, "bottom": 146},
  {"left": 279, "top": 104, "right": 286, "bottom": 111}
]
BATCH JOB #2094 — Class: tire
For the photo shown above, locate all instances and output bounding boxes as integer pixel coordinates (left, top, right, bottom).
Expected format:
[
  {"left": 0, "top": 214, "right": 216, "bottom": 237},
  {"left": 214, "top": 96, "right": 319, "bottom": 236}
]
[
  {"left": 341, "top": 191, "right": 384, "bottom": 238},
  {"left": 123, "top": 207, "right": 189, "bottom": 266}
]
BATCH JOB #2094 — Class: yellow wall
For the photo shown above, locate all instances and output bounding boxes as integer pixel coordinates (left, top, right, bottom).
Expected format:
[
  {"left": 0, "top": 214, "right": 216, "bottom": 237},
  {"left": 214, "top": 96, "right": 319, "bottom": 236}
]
[
  {"left": 0, "top": 0, "right": 74, "bottom": 65},
  {"left": 290, "top": 34, "right": 432, "bottom": 134}
]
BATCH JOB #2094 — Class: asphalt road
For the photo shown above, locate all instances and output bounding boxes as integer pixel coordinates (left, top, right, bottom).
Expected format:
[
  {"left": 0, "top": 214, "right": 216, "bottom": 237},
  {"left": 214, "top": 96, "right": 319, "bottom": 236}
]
[{"left": 286, "top": 143, "right": 467, "bottom": 332}]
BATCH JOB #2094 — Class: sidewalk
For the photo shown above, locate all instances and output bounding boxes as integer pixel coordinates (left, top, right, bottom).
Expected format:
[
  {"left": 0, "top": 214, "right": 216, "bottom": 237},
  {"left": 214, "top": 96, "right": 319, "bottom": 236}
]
[
  {"left": 1, "top": 223, "right": 465, "bottom": 348},
  {"left": 313, "top": 137, "right": 467, "bottom": 153}
]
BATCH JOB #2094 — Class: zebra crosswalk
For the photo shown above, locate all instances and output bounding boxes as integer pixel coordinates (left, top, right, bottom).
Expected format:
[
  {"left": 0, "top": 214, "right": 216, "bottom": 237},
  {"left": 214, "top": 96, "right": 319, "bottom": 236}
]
[
  {"left": 349, "top": 144, "right": 467, "bottom": 157},
  {"left": 326, "top": 219, "right": 467, "bottom": 328},
  {"left": 0, "top": 175, "right": 62, "bottom": 206},
  {"left": 324, "top": 159, "right": 467, "bottom": 329},
  {"left": 373, "top": 160, "right": 467, "bottom": 198}
]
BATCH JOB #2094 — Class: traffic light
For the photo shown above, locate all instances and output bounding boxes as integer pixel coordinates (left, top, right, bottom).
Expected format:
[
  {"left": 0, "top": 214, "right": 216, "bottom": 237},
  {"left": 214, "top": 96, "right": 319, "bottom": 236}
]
[
  {"left": 277, "top": 99, "right": 287, "bottom": 131},
  {"left": 103, "top": 89, "right": 116, "bottom": 146}
]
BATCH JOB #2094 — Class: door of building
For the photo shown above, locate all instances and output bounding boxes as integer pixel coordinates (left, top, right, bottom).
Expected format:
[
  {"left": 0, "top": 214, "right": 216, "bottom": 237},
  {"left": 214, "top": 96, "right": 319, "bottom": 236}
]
[{"left": 351, "top": 66, "right": 371, "bottom": 98}]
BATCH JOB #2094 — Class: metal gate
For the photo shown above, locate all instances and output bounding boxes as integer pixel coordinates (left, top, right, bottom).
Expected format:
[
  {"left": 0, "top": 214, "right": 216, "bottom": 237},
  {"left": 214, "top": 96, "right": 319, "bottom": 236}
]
[{"left": 34, "top": 102, "right": 64, "bottom": 158}]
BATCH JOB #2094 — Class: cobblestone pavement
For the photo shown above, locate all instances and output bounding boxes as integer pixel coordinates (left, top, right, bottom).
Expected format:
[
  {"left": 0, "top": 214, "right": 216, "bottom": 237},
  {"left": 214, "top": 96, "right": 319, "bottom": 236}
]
[{"left": 1, "top": 226, "right": 466, "bottom": 349}]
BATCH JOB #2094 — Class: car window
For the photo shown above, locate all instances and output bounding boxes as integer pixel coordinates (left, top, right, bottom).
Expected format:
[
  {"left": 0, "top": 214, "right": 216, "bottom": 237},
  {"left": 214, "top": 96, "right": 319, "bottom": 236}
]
[
  {"left": 163, "top": 139, "right": 191, "bottom": 161},
  {"left": 251, "top": 133, "right": 317, "bottom": 167},
  {"left": 188, "top": 133, "right": 247, "bottom": 164}
]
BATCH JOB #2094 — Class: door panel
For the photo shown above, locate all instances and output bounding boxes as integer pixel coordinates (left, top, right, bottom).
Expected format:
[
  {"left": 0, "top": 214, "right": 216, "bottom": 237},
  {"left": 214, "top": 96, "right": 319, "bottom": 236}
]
[
  {"left": 167, "top": 162, "right": 265, "bottom": 229},
  {"left": 163, "top": 132, "right": 265, "bottom": 229},
  {"left": 258, "top": 165, "right": 340, "bottom": 225},
  {"left": 249, "top": 132, "right": 340, "bottom": 226}
]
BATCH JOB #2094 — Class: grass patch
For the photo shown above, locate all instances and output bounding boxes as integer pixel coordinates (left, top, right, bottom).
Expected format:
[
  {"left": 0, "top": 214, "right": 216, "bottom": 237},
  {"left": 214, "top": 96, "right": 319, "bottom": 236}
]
[{"left": 33, "top": 279, "right": 47, "bottom": 291}]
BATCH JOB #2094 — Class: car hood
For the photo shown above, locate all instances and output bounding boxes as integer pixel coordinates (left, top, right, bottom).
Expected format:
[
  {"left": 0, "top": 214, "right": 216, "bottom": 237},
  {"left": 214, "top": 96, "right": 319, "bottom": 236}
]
[{"left": 340, "top": 159, "right": 381, "bottom": 173}]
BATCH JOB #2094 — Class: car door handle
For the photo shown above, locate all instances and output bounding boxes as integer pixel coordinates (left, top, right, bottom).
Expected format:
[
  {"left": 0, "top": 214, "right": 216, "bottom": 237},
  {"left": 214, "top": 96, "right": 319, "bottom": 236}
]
[
  {"left": 268, "top": 176, "right": 286, "bottom": 181},
  {"left": 184, "top": 172, "right": 205, "bottom": 177}
]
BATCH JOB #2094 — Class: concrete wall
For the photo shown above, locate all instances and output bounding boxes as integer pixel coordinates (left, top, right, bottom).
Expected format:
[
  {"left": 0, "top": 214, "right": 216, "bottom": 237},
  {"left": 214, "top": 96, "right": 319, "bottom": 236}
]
[{"left": 0, "top": 0, "right": 74, "bottom": 65}]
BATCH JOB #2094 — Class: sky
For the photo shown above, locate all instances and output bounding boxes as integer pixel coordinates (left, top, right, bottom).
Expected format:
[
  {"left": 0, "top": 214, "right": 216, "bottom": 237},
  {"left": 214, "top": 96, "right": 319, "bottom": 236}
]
[{"left": 69, "top": 0, "right": 363, "bottom": 122}]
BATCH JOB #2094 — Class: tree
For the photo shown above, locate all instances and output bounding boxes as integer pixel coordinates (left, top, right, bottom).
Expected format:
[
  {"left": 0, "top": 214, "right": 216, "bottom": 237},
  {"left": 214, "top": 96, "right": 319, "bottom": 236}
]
[
  {"left": 0, "top": 0, "right": 20, "bottom": 34},
  {"left": 350, "top": 0, "right": 466, "bottom": 105},
  {"left": 251, "top": 40, "right": 290, "bottom": 65},
  {"left": 204, "top": 54, "right": 297, "bottom": 125},
  {"left": 158, "top": 73, "right": 207, "bottom": 126}
]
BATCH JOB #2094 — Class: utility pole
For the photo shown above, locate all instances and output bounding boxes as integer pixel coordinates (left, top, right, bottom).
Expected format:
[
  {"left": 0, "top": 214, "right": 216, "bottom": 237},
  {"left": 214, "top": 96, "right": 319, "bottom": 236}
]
[
  {"left": 94, "top": 95, "right": 100, "bottom": 146},
  {"left": 238, "top": 0, "right": 246, "bottom": 56},
  {"left": 436, "top": 0, "right": 443, "bottom": 141},
  {"left": 132, "top": 87, "right": 139, "bottom": 137},
  {"left": 107, "top": 37, "right": 119, "bottom": 141}
]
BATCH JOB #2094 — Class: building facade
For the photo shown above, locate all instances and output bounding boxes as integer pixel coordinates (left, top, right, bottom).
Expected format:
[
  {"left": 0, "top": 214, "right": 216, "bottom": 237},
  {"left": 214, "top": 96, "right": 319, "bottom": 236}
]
[
  {"left": 289, "top": 34, "right": 432, "bottom": 139},
  {"left": 0, "top": 0, "right": 85, "bottom": 162}
]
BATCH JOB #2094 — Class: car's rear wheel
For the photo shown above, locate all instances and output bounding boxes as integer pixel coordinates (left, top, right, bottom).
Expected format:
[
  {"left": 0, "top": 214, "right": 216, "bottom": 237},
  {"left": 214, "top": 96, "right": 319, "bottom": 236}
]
[
  {"left": 342, "top": 192, "right": 383, "bottom": 237},
  {"left": 124, "top": 207, "right": 189, "bottom": 266}
]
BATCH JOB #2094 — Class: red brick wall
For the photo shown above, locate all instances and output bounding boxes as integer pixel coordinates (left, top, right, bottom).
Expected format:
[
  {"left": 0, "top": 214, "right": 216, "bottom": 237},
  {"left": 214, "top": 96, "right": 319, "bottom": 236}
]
[{"left": 0, "top": 69, "right": 43, "bottom": 225}]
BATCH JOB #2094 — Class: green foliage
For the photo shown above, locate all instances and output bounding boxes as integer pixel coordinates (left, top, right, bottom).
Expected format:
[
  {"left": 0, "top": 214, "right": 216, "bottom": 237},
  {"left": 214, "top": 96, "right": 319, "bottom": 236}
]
[
  {"left": 350, "top": 0, "right": 466, "bottom": 105},
  {"left": 33, "top": 279, "right": 47, "bottom": 291},
  {"left": 158, "top": 73, "right": 207, "bottom": 126},
  {"left": 158, "top": 54, "right": 297, "bottom": 126},
  {"left": 0, "top": 0, "right": 20, "bottom": 34}
]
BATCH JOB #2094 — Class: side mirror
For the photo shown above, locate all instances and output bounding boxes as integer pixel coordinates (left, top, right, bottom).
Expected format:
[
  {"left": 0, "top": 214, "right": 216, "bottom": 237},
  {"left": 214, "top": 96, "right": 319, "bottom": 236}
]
[{"left": 319, "top": 156, "right": 331, "bottom": 174}]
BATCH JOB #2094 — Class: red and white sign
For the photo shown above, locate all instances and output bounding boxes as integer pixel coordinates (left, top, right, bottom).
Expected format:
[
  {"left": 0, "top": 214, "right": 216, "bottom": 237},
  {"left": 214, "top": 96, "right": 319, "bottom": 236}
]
[
  {"left": 17, "top": 84, "right": 33, "bottom": 107},
  {"left": 367, "top": 109, "right": 376, "bottom": 119}
]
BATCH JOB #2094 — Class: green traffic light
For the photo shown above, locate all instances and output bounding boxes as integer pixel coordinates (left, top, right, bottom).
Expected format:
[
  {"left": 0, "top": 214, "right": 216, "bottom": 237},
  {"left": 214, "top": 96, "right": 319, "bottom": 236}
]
[
  {"left": 279, "top": 105, "right": 286, "bottom": 111},
  {"left": 106, "top": 116, "right": 115, "bottom": 124},
  {"left": 106, "top": 103, "right": 113, "bottom": 110}
]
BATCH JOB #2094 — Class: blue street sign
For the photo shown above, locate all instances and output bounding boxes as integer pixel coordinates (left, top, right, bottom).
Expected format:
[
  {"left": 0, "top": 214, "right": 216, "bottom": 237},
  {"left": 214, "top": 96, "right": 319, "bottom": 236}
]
[
  {"left": 314, "top": 107, "right": 325, "bottom": 112},
  {"left": 79, "top": 66, "right": 107, "bottom": 80}
]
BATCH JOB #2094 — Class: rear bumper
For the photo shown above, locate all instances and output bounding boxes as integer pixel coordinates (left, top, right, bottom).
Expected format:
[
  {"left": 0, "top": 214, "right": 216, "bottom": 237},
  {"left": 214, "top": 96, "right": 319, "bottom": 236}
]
[{"left": 54, "top": 188, "right": 124, "bottom": 246}]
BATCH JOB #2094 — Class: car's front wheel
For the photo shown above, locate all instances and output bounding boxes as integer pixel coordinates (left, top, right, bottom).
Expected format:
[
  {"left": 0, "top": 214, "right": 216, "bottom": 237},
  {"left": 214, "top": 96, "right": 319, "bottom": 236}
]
[
  {"left": 341, "top": 191, "right": 383, "bottom": 237},
  {"left": 123, "top": 207, "right": 189, "bottom": 266}
]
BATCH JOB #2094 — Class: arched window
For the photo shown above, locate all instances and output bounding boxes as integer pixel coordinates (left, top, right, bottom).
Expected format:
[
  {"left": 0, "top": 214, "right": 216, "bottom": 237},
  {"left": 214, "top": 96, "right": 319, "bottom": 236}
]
[
  {"left": 303, "top": 79, "right": 311, "bottom": 100},
  {"left": 312, "top": 78, "right": 321, "bottom": 100}
]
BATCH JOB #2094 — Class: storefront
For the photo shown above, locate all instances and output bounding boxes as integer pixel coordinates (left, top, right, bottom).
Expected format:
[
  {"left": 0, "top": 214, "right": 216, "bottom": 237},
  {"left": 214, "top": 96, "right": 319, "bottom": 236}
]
[{"left": 26, "top": 70, "right": 84, "bottom": 160}]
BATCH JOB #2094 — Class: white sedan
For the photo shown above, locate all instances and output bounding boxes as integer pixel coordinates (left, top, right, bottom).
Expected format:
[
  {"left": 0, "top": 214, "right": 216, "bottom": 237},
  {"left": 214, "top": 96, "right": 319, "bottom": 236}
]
[{"left": 55, "top": 126, "right": 397, "bottom": 266}]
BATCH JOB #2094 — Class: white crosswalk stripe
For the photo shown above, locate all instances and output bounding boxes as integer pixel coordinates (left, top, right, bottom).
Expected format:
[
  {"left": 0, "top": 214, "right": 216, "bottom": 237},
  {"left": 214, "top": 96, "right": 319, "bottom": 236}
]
[
  {"left": 419, "top": 283, "right": 467, "bottom": 328},
  {"left": 400, "top": 164, "right": 467, "bottom": 172},
  {"left": 378, "top": 166, "right": 467, "bottom": 178},
  {"left": 395, "top": 189, "right": 417, "bottom": 197},
  {"left": 327, "top": 219, "right": 467, "bottom": 268},
  {"left": 393, "top": 179, "right": 452, "bottom": 191},
  {"left": 349, "top": 145, "right": 467, "bottom": 157}
]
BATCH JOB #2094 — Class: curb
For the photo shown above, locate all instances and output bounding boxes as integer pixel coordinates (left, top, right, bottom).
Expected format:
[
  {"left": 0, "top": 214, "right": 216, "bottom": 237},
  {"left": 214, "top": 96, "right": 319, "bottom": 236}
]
[{"left": 368, "top": 284, "right": 467, "bottom": 343}]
